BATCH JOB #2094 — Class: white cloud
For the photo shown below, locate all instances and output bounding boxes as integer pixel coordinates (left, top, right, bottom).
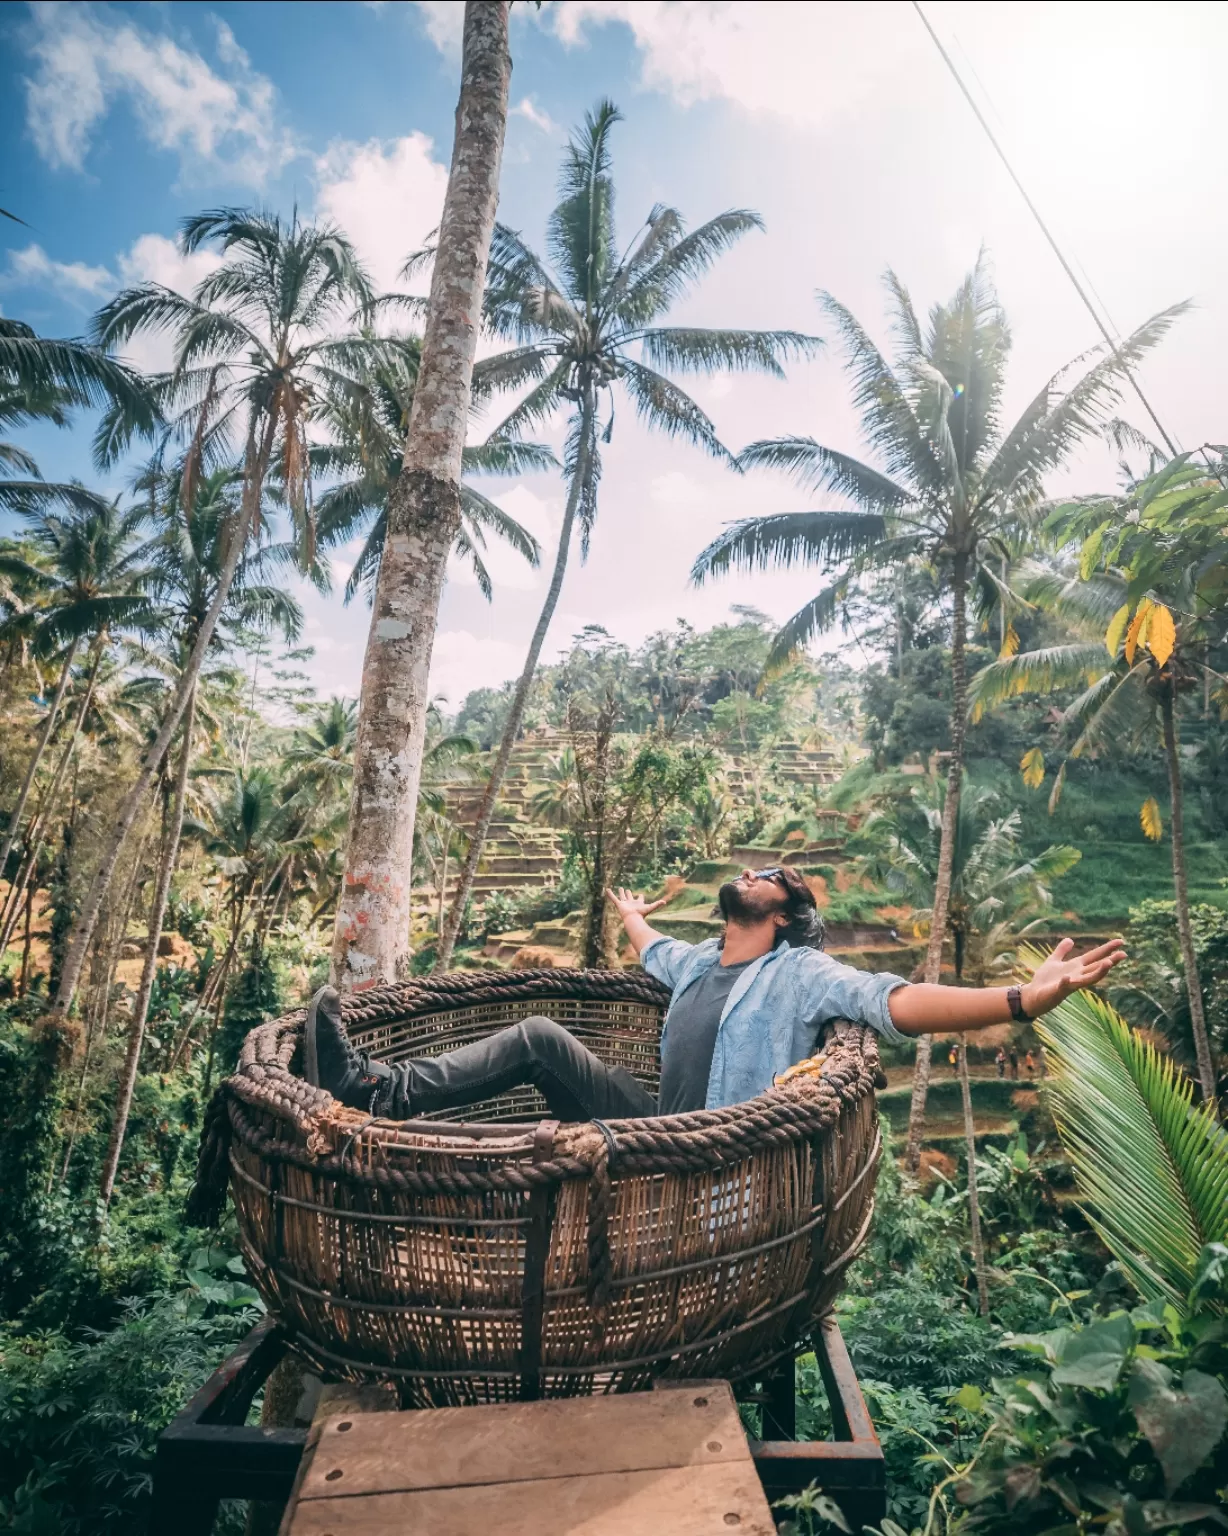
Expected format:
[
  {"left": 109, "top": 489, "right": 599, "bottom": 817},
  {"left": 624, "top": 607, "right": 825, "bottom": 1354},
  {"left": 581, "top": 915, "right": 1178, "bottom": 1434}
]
[
  {"left": 550, "top": 3, "right": 920, "bottom": 130},
  {"left": 117, "top": 231, "right": 221, "bottom": 294},
  {"left": 22, "top": 4, "right": 294, "bottom": 183},
  {"left": 511, "top": 96, "right": 557, "bottom": 134},
  {"left": 415, "top": 1, "right": 465, "bottom": 55},
  {"left": 5, "top": 242, "right": 112, "bottom": 299},
  {"left": 428, "top": 628, "right": 525, "bottom": 709},
  {"left": 315, "top": 133, "right": 449, "bottom": 294}
]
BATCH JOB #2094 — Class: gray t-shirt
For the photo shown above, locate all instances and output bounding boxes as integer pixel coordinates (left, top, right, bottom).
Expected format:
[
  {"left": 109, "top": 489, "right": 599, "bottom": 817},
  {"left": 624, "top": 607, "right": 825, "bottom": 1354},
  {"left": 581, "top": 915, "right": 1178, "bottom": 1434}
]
[{"left": 657, "top": 958, "right": 753, "bottom": 1115}]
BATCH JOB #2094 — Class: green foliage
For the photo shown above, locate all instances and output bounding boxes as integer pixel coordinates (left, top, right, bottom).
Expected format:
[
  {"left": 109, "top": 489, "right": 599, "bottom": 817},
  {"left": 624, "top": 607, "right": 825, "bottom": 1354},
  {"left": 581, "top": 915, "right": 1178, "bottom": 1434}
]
[
  {"left": 0, "top": 1295, "right": 256, "bottom": 1535},
  {"left": 953, "top": 1250, "right": 1228, "bottom": 1535}
]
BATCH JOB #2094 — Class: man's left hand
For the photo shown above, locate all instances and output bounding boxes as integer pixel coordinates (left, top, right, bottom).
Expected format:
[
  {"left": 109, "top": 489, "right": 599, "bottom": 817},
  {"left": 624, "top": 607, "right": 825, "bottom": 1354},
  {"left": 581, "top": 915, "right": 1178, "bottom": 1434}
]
[{"left": 1022, "top": 937, "right": 1126, "bottom": 1018}]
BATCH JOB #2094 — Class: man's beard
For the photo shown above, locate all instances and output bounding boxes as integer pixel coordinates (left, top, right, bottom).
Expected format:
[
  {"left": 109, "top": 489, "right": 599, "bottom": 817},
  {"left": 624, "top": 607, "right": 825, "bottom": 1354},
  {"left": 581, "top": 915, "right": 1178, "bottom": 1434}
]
[{"left": 718, "top": 879, "right": 762, "bottom": 925}]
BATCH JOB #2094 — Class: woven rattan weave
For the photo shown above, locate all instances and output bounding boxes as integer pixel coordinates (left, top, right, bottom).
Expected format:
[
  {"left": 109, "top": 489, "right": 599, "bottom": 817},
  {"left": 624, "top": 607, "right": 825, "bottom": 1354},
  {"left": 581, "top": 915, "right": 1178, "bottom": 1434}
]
[{"left": 193, "top": 968, "right": 884, "bottom": 1406}]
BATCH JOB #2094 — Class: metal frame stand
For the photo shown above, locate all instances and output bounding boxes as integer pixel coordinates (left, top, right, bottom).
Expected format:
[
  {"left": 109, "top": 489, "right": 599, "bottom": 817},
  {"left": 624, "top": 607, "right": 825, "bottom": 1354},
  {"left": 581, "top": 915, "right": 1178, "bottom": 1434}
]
[{"left": 153, "top": 1316, "right": 885, "bottom": 1533}]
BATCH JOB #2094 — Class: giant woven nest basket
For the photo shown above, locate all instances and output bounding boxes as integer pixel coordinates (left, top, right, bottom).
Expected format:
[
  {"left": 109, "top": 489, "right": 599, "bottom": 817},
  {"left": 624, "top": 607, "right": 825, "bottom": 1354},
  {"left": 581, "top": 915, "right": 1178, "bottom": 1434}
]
[{"left": 193, "top": 968, "right": 884, "bottom": 1406}]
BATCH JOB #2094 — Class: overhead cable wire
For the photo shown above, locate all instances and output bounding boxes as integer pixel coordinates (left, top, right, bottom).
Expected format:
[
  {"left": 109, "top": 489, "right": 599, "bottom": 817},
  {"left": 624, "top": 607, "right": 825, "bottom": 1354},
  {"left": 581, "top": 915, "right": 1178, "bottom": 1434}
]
[{"left": 912, "top": 1, "right": 1182, "bottom": 459}]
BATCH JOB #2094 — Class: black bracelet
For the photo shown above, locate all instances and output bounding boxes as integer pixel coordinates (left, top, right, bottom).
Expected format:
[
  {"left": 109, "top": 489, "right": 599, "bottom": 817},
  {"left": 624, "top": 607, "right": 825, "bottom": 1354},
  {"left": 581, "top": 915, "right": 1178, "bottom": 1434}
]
[{"left": 1007, "top": 984, "right": 1032, "bottom": 1023}]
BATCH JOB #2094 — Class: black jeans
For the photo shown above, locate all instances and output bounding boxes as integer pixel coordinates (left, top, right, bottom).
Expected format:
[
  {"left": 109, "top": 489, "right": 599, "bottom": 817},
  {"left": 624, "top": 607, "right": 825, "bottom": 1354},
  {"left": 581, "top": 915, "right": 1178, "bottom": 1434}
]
[{"left": 386, "top": 1016, "right": 658, "bottom": 1122}]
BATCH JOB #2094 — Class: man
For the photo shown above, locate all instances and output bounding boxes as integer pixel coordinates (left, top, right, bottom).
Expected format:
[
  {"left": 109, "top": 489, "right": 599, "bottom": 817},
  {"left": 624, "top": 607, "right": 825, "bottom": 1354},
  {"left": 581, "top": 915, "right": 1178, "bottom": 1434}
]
[{"left": 303, "top": 866, "right": 1123, "bottom": 1122}]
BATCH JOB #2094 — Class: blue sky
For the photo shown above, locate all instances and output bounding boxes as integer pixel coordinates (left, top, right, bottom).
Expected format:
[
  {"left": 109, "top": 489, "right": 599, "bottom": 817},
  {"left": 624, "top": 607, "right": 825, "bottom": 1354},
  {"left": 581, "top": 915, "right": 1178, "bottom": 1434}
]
[{"left": 3, "top": 1, "right": 1225, "bottom": 710}]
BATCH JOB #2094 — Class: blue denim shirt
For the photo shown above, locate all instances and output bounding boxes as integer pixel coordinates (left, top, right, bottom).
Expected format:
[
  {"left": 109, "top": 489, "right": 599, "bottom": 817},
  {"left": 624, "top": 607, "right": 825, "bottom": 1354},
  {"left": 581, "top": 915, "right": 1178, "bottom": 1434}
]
[{"left": 641, "top": 935, "right": 910, "bottom": 1110}]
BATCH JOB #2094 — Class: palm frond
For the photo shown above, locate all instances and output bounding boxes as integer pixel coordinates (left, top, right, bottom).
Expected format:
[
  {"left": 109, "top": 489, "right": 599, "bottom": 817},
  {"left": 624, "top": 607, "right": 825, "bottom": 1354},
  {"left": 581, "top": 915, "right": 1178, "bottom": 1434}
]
[
  {"left": 736, "top": 436, "right": 912, "bottom": 512},
  {"left": 1034, "top": 978, "right": 1228, "bottom": 1307},
  {"left": 1021, "top": 564, "right": 1128, "bottom": 637},
  {"left": 618, "top": 361, "right": 728, "bottom": 461},
  {"left": 462, "top": 438, "right": 557, "bottom": 476},
  {"left": 691, "top": 511, "right": 887, "bottom": 585},
  {"left": 616, "top": 210, "right": 765, "bottom": 325},
  {"left": 637, "top": 327, "right": 819, "bottom": 379},
  {"left": 763, "top": 581, "right": 846, "bottom": 678},
  {"left": 967, "top": 644, "right": 1108, "bottom": 722},
  {"left": 459, "top": 487, "right": 541, "bottom": 566},
  {"left": 1066, "top": 665, "right": 1152, "bottom": 758},
  {"left": 487, "top": 361, "right": 569, "bottom": 442},
  {"left": 820, "top": 292, "right": 942, "bottom": 499},
  {"left": 977, "top": 302, "right": 1190, "bottom": 510}
]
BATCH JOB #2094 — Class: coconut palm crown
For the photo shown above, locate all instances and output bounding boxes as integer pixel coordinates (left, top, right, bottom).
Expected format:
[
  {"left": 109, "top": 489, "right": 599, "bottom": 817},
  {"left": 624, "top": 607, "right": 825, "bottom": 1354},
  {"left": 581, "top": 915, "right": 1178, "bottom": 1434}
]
[
  {"left": 312, "top": 336, "right": 549, "bottom": 602},
  {"left": 692, "top": 257, "right": 1184, "bottom": 678}
]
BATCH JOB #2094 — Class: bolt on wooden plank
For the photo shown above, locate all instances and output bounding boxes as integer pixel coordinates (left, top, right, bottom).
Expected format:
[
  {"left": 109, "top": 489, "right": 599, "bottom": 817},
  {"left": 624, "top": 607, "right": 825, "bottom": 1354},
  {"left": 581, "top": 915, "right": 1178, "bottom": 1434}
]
[{"left": 280, "top": 1382, "right": 775, "bottom": 1536}]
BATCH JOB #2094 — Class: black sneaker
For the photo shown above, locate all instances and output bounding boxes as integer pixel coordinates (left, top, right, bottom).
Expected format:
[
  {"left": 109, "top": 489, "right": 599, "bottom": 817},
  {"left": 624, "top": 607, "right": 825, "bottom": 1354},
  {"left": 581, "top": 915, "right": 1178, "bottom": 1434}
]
[{"left": 302, "top": 986, "right": 395, "bottom": 1113}]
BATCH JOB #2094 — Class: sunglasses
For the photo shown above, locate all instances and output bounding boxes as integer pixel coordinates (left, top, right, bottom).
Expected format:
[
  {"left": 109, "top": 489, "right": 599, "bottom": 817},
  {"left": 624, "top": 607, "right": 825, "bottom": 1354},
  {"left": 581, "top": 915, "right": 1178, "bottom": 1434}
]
[{"left": 748, "top": 867, "right": 787, "bottom": 884}]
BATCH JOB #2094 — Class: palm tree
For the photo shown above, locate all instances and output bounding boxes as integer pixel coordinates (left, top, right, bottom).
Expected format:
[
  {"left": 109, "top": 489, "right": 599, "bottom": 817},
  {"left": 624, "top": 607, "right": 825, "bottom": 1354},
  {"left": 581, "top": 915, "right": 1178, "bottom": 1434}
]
[
  {"left": 283, "top": 697, "right": 357, "bottom": 799},
  {"left": 45, "top": 208, "right": 372, "bottom": 1034},
  {"left": 0, "top": 499, "right": 153, "bottom": 897},
  {"left": 434, "top": 99, "right": 819, "bottom": 969},
  {"left": 333, "top": 0, "right": 511, "bottom": 993},
  {"left": 969, "top": 451, "right": 1228, "bottom": 1102},
  {"left": 99, "top": 465, "right": 303, "bottom": 1207},
  {"left": 868, "top": 777, "right": 1080, "bottom": 1312},
  {"left": 183, "top": 765, "right": 294, "bottom": 1088},
  {"left": 692, "top": 256, "right": 1182, "bottom": 1165},
  {"left": 312, "top": 336, "right": 548, "bottom": 602},
  {"left": 525, "top": 748, "right": 581, "bottom": 830}
]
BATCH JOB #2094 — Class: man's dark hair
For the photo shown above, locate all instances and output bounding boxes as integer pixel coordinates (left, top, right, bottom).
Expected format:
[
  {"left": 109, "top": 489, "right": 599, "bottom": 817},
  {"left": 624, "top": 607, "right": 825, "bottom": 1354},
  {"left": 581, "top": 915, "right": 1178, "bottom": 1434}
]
[{"left": 773, "top": 866, "right": 826, "bottom": 949}]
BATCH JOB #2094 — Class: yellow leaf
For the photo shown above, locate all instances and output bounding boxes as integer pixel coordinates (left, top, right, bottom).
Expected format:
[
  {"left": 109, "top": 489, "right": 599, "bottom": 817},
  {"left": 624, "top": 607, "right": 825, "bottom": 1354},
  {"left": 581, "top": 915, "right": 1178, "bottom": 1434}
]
[
  {"left": 1048, "top": 760, "right": 1067, "bottom": 815},
  {"left": 1140, "top": 796, "right": 1163, "bottom": 842},
  {"left": 1147, "top": 603, "right": 1176, "bottom": 669},
  {"left": 1020, "top": 747, "right": 1045, "bottom": 789},
  {"left": 1124, "top": 597, "right": 1154, "bottom": 666},
  {"left": 999, "top": 624, "right": 1020, "bottom": 659},
  {"left": 1105, "top": 603, "right": 1130, "bottom": 658}
]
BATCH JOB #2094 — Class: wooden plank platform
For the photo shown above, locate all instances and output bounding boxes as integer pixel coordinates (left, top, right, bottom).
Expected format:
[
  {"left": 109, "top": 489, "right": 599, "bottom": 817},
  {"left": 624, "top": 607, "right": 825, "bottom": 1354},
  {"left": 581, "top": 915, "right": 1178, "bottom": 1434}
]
[{"left": 282, "top": 1384, "right": 776, "bottom": 1535}]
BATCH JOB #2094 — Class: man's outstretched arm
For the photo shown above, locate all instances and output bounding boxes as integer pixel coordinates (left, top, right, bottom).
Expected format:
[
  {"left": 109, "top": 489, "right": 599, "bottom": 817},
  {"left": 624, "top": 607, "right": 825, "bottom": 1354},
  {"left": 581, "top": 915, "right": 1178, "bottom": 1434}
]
[{"left": 887, "top": 938, "right": 1126, "bottom": 1035}]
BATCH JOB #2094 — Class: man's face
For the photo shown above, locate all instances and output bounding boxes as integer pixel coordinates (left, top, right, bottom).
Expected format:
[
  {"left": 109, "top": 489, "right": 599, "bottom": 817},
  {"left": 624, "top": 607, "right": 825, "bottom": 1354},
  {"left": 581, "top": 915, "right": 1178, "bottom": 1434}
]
[{"left": 718, "top": 868, "right": 789, "bottom": 926}]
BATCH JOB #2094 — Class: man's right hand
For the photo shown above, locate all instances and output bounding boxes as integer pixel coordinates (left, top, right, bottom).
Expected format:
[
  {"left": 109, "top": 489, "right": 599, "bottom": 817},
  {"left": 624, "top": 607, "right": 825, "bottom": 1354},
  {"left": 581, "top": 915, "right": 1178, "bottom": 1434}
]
[{"left": 607, "top": 887, "right": 667, "bottom": 920}]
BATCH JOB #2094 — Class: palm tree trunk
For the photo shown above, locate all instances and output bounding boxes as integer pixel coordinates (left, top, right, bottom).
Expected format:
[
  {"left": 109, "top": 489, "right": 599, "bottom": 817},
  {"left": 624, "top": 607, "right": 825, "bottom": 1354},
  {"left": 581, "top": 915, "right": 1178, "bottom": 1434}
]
[
  {"left": 436, "top": 397, "right": 593, "bottom": 972},
  {"left": 56, "top": 827, "right": 150, "bottom": 1188},
  {"left": 958, "top": 1037, "right": 990, "bottom": 1315},
  {"left": 437, "top": 833, "right": 449, "bottom": 940},
  {"left": 43, "top": 418, "right": 277, "bottom": 1029},
  {"left": 17, "top": 882, "right": 34, "bottom": 997},
  {"left": 1160, "top": 687, "right": 1216, "bottom": 1101},
  {"left": 905, "top": 551, "right": 969, "bottom": 1171},
  {"left": 0, "top": 634, "right": 81, "bottom": 891},
  {"left": 98, "top": 687, "right": 195, "bottom": 1210},
  {"left": 0, "top": 638, "right": 105, "bottom": 951},
  {"left": 333, "top": 1, "right": 511, "bottom": 992}
]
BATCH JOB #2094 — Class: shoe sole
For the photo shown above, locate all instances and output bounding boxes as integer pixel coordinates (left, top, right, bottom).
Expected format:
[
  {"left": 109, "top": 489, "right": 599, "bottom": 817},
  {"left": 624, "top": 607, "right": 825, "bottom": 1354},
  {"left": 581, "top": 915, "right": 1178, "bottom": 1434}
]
[{"left": 303, "top": 987, "right": 325, "bottom": 1088}]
